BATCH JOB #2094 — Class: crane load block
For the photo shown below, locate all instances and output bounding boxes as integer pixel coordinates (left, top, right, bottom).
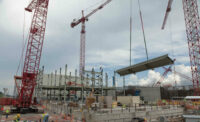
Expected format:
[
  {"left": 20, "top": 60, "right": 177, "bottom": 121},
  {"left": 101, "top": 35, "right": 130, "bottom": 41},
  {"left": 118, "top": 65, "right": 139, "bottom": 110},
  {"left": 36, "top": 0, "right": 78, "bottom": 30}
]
[{"left": 116, "top": 54, "right": 174, "bottom": 76}]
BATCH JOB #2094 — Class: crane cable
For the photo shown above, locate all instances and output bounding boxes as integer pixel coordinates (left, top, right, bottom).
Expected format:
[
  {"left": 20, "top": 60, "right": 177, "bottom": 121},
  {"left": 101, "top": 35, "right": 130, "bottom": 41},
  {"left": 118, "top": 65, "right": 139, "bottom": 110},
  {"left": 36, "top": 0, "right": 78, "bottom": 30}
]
[
  {"left": 84, "top": 0, "right": 105, "bottom": 12},
  {"left": 138, "top": 0, "right": 149, "bottom": 61},
  {"left": 16, "top": 10, "right": 28, "bottom": 75},
  {"left": 130, "top": 0, "right": 133, "bottom": 66},
  {"left": 168, "top": 13, "right": 177, "bottom": 87}
]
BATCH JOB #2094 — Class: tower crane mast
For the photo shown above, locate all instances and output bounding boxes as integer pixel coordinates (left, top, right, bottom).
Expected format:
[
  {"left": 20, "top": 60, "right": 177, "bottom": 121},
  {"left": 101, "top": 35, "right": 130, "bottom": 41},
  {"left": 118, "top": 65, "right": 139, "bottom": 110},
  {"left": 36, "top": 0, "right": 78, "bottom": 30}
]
[
  {"left": 71, "top": 0, "right": 112, "bottom": 77},
  {"left": 15, "top": 0, "right": 49, "bottom": 109},
  {"left": 161, "top": 0, "right": 200, "bottom": 95}
]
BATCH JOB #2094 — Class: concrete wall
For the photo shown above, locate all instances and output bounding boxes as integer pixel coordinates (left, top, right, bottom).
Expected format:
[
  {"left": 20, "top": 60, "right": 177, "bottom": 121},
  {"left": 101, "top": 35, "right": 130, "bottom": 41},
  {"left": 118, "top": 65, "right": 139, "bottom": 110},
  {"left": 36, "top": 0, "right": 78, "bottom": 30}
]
[
  {"left": 117, "top": 96, "right": 140, "bottom": 106},
  {"left": 183, "top": 115, "right": 200, "bottom": 122},
  {"left": 107, "top": 90, "right": 116, "bottom": 96},
  {"left": 185, "top": 118, "right": 200, "bottom": 122},
  {"left": 118, "top": 86, "right": 161, "bottom": 103},
  {"left": 137, "top": 87, "right": 161, "bottom": 103}
]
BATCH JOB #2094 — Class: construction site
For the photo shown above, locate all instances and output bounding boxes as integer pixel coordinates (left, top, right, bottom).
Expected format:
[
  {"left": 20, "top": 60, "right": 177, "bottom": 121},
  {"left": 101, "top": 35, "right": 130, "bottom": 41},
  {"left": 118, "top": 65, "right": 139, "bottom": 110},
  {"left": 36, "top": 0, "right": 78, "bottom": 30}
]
[{"left": 0, "top": 0, "right": 200, "bottom": 122}]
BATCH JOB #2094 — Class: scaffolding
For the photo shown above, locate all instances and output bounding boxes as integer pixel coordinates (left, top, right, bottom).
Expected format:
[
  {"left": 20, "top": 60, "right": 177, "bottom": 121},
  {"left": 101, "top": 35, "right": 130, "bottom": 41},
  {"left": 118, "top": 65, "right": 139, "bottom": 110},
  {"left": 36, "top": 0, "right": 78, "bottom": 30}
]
[{"left": 35, "top": 65, "right": 116, "bottom": 102}]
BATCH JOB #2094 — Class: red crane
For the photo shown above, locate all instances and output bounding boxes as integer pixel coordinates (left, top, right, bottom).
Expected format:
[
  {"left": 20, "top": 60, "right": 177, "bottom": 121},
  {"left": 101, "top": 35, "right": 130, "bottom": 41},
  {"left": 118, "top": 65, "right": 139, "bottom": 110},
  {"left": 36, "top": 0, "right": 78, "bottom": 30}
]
[
  {"left": 162, "top": 0, "right": 200, "bottom": 95},
  {"left": 14, "top": 0, "right": 49, "bottom": 110},
  {"left": 153, "top": 66, "right": 192, "bottom": 87},
  {"left": 161, "top": 0, "right": 173, "bottom": 30},
  {"left": 152, "top": 65, "right": 172, "bottom": 87},
  {"left": 162, "top": 66, "right": 192, "bottom": 82},
  {"left": 71, "top": 0, "right": 112, "bottom": 77}
]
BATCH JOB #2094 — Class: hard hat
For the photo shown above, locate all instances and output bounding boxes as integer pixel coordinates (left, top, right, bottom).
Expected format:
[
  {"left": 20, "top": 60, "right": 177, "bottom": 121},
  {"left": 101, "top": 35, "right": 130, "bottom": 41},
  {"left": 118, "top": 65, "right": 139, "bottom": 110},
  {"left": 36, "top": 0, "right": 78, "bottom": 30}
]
[{"left": 17, "top": 114, "right": 20, "bottom": 117}]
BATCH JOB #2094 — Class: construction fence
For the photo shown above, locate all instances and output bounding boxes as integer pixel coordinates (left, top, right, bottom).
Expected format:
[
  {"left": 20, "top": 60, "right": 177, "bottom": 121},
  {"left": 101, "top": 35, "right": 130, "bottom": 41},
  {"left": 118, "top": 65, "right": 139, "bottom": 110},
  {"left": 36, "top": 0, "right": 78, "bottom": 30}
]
[{"left": 41, "top": 100, "right": 184, "bottom": 122}]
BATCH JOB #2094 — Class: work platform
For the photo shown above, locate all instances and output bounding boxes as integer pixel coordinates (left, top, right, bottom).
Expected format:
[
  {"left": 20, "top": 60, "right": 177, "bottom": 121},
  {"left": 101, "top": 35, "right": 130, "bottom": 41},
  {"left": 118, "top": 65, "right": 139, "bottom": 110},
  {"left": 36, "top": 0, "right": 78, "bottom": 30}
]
[{"left": 116, "top": 54, "right": 174, "bottom": 76}]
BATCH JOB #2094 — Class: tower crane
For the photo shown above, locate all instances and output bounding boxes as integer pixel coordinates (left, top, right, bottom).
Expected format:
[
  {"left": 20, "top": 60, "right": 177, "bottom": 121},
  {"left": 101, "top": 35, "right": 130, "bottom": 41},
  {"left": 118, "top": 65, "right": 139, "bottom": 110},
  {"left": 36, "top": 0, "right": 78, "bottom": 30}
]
[
  {"left": 14, "top": 0, "right": 49, "bottom": 112},
  {"left": 153, "top": 65, "right": 192, "bottom": 87},
  {"left": 152, "top": 65, "right": 172, "bottom": 87},
  {"left": 161, "top": 0, "right": 200, "bottom": 95},
  {"left": 71, "top": 0, "right": 112, "bottom": 77},
  {"left": 162, "top": 66, "right": 192, "bottom": 82}
]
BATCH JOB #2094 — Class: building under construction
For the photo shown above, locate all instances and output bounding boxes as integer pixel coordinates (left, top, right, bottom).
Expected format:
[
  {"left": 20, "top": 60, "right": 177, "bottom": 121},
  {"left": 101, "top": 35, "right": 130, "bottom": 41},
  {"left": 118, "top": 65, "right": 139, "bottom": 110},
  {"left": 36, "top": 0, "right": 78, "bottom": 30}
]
[{"left": 1, "top": 0, "right": 200, "bottom": 121}]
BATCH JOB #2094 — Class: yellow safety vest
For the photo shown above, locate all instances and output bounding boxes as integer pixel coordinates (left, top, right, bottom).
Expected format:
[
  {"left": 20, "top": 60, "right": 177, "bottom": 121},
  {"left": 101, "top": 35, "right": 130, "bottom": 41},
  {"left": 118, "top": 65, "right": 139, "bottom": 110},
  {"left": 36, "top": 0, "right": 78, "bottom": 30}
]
[{"left": 6, "top": 110, "right": 9, "bottom": 114}]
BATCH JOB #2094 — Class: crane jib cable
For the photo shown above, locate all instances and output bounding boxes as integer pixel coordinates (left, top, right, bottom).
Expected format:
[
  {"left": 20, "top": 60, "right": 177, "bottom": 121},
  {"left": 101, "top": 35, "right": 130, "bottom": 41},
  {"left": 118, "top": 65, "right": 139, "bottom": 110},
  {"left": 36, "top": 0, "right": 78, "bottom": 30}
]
[
  {"left": 16, "top": 10, "right": 26, "bottom": 75},
  {"left": 130, "top": 0, "right": 132, "bottom": 66},
  {"left": 84, "top": 0, "right": 105, "bottom": 12},
  {"left": 138, "top": 0, "right": 149, "bottom": 61}
]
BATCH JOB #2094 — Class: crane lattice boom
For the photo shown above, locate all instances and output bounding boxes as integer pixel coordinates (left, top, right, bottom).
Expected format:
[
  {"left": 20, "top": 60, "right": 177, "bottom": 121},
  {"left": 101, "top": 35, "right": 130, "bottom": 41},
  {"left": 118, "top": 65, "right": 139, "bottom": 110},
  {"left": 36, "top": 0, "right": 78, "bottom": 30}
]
[
  {"left": 182, "top": 0, "right": 200, "bottom": 94},
  {"left": 162, "top": 0, "right": 200, "bottom": 95},
  {"left": 153, "top": 65, "right": 172, "bottom": 87},
  {"left": 16, "top": 0, "right": 49, "bottom": 108}
]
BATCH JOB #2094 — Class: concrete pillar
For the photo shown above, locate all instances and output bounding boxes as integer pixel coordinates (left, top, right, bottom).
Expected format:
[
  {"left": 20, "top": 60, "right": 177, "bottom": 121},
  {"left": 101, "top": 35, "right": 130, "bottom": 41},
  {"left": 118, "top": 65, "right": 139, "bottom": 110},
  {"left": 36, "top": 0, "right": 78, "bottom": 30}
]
[
  {"left": 47, "top": 74, "right": 50, "bottom": 99},
  {"left": 59, "top": 67, "right": 62, "bottom": 101},
  {"left": 64, "top": 64, "right": 67, "bottom": 102},
  {"left": 41, "top": 66, "right": 44, "bottom": 85},
  {"left": 54, "top": 70, "right": 57, "bottom": 100},
  {"left": 123, "top": 76, "right": 125, "bottom": 96},
  {"left": 69, "top": 72, "right": 71, "bottom": 101},
  {"left": 113, "top": 71, "right": 116, "bottom": 87},
  {"left": 92, "top": 68, "right": 95, "bottom": 87},
  {"left": 105, "top": 73, "right": 108, "bottom": 96},
  {"left": 100, "top": 67, "right": 103, "bottom": 96},
  {"left": 105, "top": 73, "right": 108, "bottom": 88},
  {"left": 37, "top": 66, "right": 44, "bottom": 100},
  {"left": 113, "top": 71, "right": 116, "bottom": 99},
  {"left": 75, "top": 69, "right": 77, "bottom": 97},
  {"left": 86, "top": 74, "right": 89, "bottom": 96},
  {"left": 41, "top": 66, "right": 44, "bottom": 100},
  {"left": 50, "top": 72, "right": 53, "bottom": 100}
]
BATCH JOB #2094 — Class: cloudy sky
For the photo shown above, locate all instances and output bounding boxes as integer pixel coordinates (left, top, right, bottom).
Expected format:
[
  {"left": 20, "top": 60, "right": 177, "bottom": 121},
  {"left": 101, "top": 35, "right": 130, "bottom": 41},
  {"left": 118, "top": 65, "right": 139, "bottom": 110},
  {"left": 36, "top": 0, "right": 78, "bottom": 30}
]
[{"left": 0, "top": 0, "right": 196, "bottom": 94}]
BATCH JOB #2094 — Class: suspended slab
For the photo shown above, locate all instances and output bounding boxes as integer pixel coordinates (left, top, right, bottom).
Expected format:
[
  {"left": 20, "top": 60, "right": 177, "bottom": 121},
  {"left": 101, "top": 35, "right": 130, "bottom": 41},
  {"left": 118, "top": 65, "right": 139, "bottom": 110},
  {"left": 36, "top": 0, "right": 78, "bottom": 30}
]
[{"left": 116, "top": 54, "right": 174, "bottom": 76}]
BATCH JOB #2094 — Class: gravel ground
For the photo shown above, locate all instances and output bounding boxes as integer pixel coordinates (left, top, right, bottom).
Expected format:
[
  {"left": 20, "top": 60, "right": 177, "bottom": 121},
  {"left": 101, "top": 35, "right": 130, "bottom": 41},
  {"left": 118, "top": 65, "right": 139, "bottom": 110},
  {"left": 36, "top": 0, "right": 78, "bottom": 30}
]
[{"left": 0, "top": 113, "right": 71, "bottom": 122}]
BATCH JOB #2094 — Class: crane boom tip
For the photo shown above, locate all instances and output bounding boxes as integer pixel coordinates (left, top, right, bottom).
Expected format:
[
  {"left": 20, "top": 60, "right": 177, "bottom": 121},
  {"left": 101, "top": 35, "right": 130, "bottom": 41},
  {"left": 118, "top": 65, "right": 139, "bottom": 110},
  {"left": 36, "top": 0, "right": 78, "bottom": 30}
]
[{"left": 25, "top": 8, "right": 32, "bottom": 12}]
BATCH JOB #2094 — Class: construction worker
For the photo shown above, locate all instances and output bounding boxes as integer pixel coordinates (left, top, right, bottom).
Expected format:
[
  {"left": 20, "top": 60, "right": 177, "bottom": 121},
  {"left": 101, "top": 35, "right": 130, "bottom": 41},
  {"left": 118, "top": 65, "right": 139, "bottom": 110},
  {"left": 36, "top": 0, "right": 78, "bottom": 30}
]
[
  {"left": 42, "top": 112, "right": 49, "bottom": 122},
  {"left": 5, "top": 109, "right": 9, "bottom": 119},
  {"left": 14, "top": 114, "right": 20, "bottom": 122},
  {"left": 122, "top": 104, "right": 126, "bottom": 108}
]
